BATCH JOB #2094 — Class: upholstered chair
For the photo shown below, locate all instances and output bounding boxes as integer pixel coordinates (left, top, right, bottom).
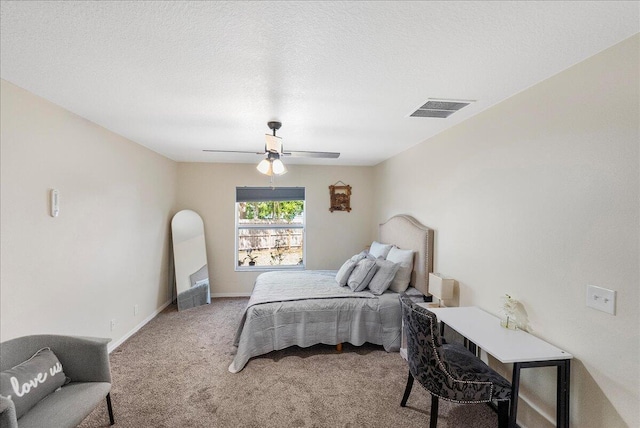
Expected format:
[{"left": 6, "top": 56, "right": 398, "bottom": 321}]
[
  {"left": 399, "top": 294, "right": 511, "bottom": 428},
  {"left": 0, "top": 335, "right": 114, "bottom": 428}
]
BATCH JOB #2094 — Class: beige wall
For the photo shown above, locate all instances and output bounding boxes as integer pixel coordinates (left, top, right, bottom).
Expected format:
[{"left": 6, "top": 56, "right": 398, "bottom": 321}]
[
  {"left": 175, "top": 162, "right": 374, "bottom": 295},
  {"left": 0, "top": 80, "right": 178, "bottom": 347},
  {"left": 373, "top": 35, "right": 639, "bottom": 427}
]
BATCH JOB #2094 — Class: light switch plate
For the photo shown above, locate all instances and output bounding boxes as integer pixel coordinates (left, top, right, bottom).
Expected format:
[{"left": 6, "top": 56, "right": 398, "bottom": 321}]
[
  {"left": 50, "top": 189, "right": 59, "bottom": 217},
  {"left": 586, "top": 285, "right": 616, "bottom": 315}
]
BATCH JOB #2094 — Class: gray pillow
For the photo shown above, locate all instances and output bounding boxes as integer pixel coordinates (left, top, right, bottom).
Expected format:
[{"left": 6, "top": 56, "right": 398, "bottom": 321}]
[
  {"left": 336, "top": 253, "right": 366, "bottom": 286},
  {"left": 364, "top": 252, "right": 377, "bottom": 261},
  {"left": 0, "top": 348, "right": 68, "bottom": 419},
  {"left": 368, "top": 259, "right": 401, "bottom": 295},
  {"left": 347, "top": 259, "right": 378, "bottom": 292}
]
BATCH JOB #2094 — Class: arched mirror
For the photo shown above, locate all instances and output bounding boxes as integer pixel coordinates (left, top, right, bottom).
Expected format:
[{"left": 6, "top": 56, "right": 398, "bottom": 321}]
[{"left": 171, "top": 210, "right": 210, "bottom": 311}]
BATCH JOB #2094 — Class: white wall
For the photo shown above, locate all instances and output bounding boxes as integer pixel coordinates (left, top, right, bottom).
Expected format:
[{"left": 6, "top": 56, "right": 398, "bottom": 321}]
[
  {"left": 0, "top": 80, "right": 178, "bottom": 346},
  {"left": 175, "top": 162, "right": 374, "bottom": 295},
  {"left": 373, "top": 35, "right": 639, "bottom": 427}
]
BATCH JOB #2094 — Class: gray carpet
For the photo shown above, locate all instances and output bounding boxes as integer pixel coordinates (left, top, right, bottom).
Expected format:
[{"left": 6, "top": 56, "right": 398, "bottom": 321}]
[{"left": 79, "top": 297, "right": 500, "bottom": 427}]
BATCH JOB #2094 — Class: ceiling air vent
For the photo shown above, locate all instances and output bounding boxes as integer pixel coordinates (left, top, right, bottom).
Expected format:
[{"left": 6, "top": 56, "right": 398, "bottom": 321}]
[{"left": 410, "top": 99, "right": 474, "bottom": 118}]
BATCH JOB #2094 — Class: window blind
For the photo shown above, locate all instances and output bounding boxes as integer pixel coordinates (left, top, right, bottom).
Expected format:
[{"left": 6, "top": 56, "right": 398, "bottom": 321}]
[{"left": 236, "top": 187, "right": 305, "bottom": 202}]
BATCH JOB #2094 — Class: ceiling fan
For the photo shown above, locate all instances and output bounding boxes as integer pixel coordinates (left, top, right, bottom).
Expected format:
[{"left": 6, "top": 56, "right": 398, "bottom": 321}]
[{"left": 203, "top": 121, "right": 340, "bottom": 176}]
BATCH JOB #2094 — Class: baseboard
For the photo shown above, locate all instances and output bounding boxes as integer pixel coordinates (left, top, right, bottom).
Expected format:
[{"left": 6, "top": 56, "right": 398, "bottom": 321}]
[
  {"left": 211, "top": 292, "right": 252, "bottom": 298},
  {"left": 108, "top": 299, "right": 172, "bottom": 353}
]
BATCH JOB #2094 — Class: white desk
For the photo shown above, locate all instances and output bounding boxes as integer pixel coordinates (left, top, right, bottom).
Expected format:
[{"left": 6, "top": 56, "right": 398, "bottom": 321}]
[{"left": 418, "top": 305, "right": 573, "bottom": 428}]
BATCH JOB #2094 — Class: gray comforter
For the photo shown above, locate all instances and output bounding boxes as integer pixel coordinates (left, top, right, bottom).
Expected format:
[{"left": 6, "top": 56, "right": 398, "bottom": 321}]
[{"left": 228, "top": 270, "right": 402, "bottom": 373}]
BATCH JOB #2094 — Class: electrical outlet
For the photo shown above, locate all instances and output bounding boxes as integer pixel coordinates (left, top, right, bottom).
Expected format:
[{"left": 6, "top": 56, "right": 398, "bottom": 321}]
[
  {"left": 110, "top": 319, "right": 117, "bottom": 331},
  {"left": 586, "top": 285, "right": 616, "bottom": 315},
  {"left": 134, "top": 304, "right": 139, "bottom": 316}
]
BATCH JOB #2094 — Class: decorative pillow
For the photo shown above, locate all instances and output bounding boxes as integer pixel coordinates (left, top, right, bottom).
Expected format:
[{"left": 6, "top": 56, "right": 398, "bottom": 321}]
[
  {"left": 386, "top": 246, "right": 414, "bottom": 293},
  {"left": 347, "top": 259, "right": 378, "bottom": 292},
  {"left": 369, "top": 241, "right": 393, "bottom": 259},
  {"left": 0, "top": 348, "right": 68, "bottom": 419},
  {"left": 368, "top": 258, "right": 401, "bottom": 295},
  {"left": 335, "top": 253, "right": 366, "bottom": 286}
]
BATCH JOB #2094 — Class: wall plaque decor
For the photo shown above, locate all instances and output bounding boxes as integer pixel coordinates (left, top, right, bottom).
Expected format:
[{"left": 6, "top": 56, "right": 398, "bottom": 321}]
[{"left": 329, "top": 181, "right": 352, "bottom": 212}]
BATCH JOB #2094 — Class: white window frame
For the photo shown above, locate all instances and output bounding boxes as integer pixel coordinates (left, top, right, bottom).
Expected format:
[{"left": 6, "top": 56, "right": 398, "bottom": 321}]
[{"left": 235, "top": 187, "right": 306, "bottom": 272}]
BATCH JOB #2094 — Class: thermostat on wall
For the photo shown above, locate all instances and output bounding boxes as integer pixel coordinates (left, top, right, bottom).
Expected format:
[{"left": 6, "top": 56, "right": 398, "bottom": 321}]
[{"left": 50, "top": 189, "right": 59, "bottom": 217}]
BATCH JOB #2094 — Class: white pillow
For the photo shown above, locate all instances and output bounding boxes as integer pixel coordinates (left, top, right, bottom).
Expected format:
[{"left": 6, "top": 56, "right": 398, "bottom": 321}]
[
  {"left": 335, "top": 253, "right": 366, "bottom": 286},
  {"left": 386, "top": 246, "right": 414, "bottom": 293},
  {"left": 347, "top": 259, "right": 378, "bottom": 292},
  {"left": 369, "top": 241, "right": 393, "bottom": 259}
]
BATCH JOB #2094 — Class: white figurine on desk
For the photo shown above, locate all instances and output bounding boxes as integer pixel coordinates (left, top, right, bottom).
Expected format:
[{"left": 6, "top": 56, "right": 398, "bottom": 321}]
[{"left": 500, "top": 293, "right": 519, "bottom": 329}]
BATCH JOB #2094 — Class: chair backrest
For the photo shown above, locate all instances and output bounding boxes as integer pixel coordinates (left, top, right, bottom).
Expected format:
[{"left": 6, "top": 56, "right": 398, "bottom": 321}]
[
  {"left": 0, "top": 335, "right": 112, "bottom": 383},
  {"left": 399, "top": 294, "right": 495, "bottom": 403},
  {"left": 400, "top": 294, "right": 446, "bottom": 393},
  {"left": 0, "top": 335, "right": 51, "bottom": 371}
]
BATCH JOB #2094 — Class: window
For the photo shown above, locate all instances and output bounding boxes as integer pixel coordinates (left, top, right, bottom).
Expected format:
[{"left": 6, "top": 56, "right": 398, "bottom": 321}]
[{"left": 236, "top": 187, "right": 305, "bottom": 270}]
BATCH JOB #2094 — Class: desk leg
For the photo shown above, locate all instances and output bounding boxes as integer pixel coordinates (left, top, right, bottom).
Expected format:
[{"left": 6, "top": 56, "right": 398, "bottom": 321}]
[
  {"left": 557, "top": 360, "right": 570, "bottom": 428},
  {"left": 509, "top": 360, "right": 571, "bottom": 428},
  {"left": 469, "top": 341, "right": 477, "bottom": 357},
  {"left": 509, "top": 363, "right": 521, "bottom": 428}
]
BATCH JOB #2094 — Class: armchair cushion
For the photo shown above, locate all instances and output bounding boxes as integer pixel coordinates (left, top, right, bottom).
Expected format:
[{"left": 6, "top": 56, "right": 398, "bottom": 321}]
[
  {"left": 0, "top": 348, "right": 68, "bottom": 418},
  {"left": 17, "top": 382, "right": 111, "bottom": 428}
]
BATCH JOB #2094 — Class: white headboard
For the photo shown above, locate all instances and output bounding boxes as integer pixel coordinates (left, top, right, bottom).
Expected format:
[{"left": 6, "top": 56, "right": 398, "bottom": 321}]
[{"left": 379, "top": 215, "right": 434, "bottom": 296}]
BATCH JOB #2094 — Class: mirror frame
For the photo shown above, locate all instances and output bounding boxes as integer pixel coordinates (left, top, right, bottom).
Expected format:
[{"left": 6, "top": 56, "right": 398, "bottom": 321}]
[{"left": 171, "top": 210, "right": 210, "bottom": 311}]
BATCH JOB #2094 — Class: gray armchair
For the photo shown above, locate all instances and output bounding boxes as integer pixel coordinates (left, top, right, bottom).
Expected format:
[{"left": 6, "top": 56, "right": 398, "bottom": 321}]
[
  {"left": 0, "top": 335, "right": 114, "bottom": 428},
  {"left": 399, "top": 294, "right": 511, "bottom": 428}
]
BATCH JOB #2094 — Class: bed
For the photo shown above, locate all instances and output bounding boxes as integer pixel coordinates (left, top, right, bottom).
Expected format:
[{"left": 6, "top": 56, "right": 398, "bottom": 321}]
[{"left": 228, "top": 214, "right": 434, "bottom": 373}]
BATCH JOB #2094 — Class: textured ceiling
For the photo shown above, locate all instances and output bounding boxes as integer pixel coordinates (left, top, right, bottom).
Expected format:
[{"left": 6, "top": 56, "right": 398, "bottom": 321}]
[{"left": 1, "top": 1, "right": 638, "bottom": 166}]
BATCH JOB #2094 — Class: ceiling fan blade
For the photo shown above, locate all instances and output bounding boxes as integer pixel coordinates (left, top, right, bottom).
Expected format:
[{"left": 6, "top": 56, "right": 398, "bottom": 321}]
[
  {"left": 282, "top": 150, "right": 340, "bottom": 159},
  {"left": 203, "top": 150, "right": 264, "bottom": 155}
]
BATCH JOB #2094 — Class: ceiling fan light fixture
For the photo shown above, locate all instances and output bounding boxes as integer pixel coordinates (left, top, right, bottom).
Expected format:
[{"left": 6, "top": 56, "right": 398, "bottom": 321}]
[
  {"left": 256, "top": 158, "right": 272, "bottom": 175},
  {"left": 257, "top": 151, "right": 287, "bottom": 176},
  {"left": 272, "top": 158, "right": 287, "bottom": 175}
]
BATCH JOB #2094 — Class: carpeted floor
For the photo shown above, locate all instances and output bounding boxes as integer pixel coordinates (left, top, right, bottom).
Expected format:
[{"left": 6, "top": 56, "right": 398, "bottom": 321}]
[{"left": 79, "top": 297, "right": 500, "bottom": 427}]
